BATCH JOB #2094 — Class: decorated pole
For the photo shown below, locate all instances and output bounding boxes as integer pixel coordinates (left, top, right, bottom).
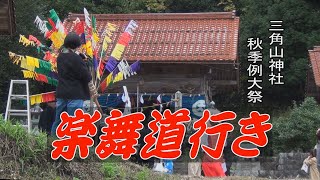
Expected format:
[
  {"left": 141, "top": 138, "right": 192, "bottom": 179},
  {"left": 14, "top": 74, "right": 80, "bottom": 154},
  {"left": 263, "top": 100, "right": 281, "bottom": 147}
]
[{"left": 8, "top": 8, "right": 141, "bottom": 115}]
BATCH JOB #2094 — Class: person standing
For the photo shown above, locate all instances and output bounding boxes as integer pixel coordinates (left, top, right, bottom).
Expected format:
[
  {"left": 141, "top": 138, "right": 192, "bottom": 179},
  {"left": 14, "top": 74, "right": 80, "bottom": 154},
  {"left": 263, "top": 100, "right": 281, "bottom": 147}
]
[
  {"left": 201, "top": 120, "right": 226, "bottom": 178},
  {"left": 51, "top": 32, "right": 93, "bottom": 136},
  {"left": 201, "top": 133, "right": 226, "bottom": 177},
  {"left": 38, "top": 102, "right": 56, "bottom": 135},
  {"left": 303, "top": 149, "right": 320, "bottom": 180}
]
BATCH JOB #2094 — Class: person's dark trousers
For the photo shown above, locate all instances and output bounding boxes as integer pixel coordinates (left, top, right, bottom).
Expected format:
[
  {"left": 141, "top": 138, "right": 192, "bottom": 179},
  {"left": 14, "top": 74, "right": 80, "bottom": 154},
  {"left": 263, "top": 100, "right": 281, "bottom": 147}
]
[
  {"left": 38, "top": 106, "right": 55, "bottom": 135},
  {"left": 225, "top": 161, "right": 232, "bottom": 176},
  {"left": 51, "top": 98, "right": 84, "bottom": 136}
]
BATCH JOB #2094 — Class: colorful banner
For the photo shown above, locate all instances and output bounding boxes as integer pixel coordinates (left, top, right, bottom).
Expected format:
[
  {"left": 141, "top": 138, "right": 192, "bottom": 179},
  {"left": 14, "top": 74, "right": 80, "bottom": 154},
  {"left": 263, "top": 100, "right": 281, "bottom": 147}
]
[
  {"left": 19, "top": 35, "right": 35, "bottom": 47},
  {"left": 9, "top": 52, "right": 55, "bottom": 74},
  {"left": 97, "top": 23, "right": 117, "bottom": 80},
  {"left": 28, "top": 35, "right": 42, "bottom": 47},
  {"left": 74, "top": 18, "right": 85, "bottom": 35},
  {"left": 8, "top": 51, "right": 24, "bottom": 65},
  {"left": 49, "top": 31, "right": 65, "bottom": 49},
  {"left": 13, "top": 9, "right": 141, "bottom": 107},
  {"left": 21, "top": 70, "right": 58, "bottom": 86},
  {"left": 104, "top": 20, "right": 138, "bottom": 74},
  {"left": 34, "top": 16, "right": 49, "bottom": 35},
  {"left": 100, "top": 60, "right": 140, "bottom": 93},
  {"left": 30, "top": 91, "right": 56, "bottom": 105},
  {"left": 19, "top": 34, "right": 53, "bottom": 55},
  {"left": 41, "top": 9, "right": 66, "bottom": 49},
  {"left": 47, "top": 9, "right": 65, "bottom": 35}
]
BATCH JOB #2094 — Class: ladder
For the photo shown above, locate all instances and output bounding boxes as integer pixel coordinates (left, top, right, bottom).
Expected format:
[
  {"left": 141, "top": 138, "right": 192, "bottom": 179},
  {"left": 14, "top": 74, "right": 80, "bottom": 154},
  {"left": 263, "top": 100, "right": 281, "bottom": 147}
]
[{"left": 5, "top": 80, "right": 31, "bottom": 132}]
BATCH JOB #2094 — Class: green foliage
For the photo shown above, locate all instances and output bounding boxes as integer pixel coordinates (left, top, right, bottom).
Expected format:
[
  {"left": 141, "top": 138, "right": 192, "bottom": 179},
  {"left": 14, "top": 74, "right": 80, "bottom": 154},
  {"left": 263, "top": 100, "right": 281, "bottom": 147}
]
[
  {"left": 0, "top": 116, "right": 47, "bottom": 161},
  {"left": 218, "top": 0, "right": 236, "bottom": 11},
  {"left": 0, "top": 0, "right": 54, "bottom": 113},
  {"left": 165, "top": 0, "right": 222, "bottom": 12},
  {"left": 237, "top": 0, "right": 320, "bottom": 106},
  {"left": 101, "top": 162, "right": 118, "bottom": 179},
  {"left": 134, "top": 167, "right": 150, "bottom": 180},
  {"left": 145, "top": 0, "right": 167, "bottom": 12},
  {"left": 48, "top": 0, "right": 155, "bottom": 18},
  {"left": 272, "top": 97, "right": 320, "bottom": 153}
]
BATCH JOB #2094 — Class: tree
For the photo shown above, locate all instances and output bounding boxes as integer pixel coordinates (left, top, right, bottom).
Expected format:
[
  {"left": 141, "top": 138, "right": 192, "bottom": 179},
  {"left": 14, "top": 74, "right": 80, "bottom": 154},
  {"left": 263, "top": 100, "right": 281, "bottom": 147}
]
[
  {"left": 0, "top": 0, "right": 51, "bottom": 113},
  {"left": 236, "top": 0, "right": 320, "bottom": 107},
  {"left": 218, "top": 0, "right": 236, "bottom": 11},
  {"left": 165, "top": 0, "right": 222, "bottom": 13},
  {"left": 272, "top": 97, "right": 320, "bottom": 153}
]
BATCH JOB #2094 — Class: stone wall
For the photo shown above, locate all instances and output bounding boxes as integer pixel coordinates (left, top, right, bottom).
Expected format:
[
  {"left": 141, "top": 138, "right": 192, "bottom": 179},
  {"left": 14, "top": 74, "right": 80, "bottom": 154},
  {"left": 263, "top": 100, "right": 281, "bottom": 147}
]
[
  {"left": 173, "top": 152, "right": 310, "bottom": 178},
  {"left": 231, "top": 152, "right": 310, "bottom": 179}
]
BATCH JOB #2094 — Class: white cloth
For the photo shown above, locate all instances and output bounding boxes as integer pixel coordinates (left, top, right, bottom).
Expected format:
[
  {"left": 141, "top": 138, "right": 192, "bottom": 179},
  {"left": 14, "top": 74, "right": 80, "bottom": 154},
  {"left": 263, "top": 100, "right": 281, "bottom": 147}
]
[
  {"left": 122, "top": 93, "right": 126, "bottom": 102},
  {"left": 221, "top": 162, "right": 227, "bottom": 173},
  {"left": 157, "top": 94, "right": 163, "bottom": 112},
  {"left": 301, "top": 163, "right": 309, "bottom": 173},
  {"left": 153, "top": 161, "right": 168, "bottom": 173},
  {"left": 123, "top": 86, "right": 131, "bottom": 115},
  {"left": 140, "top": 95, "right": 144, "bottom": 104}
]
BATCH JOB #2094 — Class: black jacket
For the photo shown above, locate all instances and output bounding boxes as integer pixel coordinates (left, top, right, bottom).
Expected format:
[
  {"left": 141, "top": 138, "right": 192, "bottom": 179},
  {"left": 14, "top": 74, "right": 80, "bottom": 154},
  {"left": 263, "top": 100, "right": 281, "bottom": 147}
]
[
  {"left": 56, "top": 52, "right": 92, "bottom": 100},
  {"left": 38, "top": 106, "right": 55, "bottom": 135}
]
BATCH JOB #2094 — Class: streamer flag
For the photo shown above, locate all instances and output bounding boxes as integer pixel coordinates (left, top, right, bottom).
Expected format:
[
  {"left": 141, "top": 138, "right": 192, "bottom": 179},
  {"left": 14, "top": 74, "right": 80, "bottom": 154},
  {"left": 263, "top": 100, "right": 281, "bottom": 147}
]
[
  {"left": 104, "top": 20, "right": 138, "bottom": 74},
  {"left": 97, "top": 23, "right": 117, "bottom": 80},
  {"left": 30, "top": 92, "right": 56, "bottom": 105},
  {"left": 100, "top": 60, "right": 140, "bottom": 93}
]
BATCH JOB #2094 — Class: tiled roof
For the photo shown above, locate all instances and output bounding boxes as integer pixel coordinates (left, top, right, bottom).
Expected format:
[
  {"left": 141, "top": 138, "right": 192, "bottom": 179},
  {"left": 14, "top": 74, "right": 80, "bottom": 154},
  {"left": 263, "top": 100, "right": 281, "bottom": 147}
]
[
  {"left": 308, "top": 46, "right": 320, "bottom": 87},
  {"left": 63, "top": 11, "right": 239, "bottom": 62}
]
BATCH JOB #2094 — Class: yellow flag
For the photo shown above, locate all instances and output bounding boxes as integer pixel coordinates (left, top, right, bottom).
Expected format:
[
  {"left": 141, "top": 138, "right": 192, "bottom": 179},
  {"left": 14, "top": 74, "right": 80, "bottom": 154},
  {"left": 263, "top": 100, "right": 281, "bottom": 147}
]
[
  {"left": 102, "top": 36, "right": 112, "bottom": 51},
  {"left": 85, "top": 41, "right": 93, "bottom": 58},
  {"left": 17, "top": 56, "right": 26, "bottom": 65},
  {"left": 93, "top": 32, "right": 100, "bottom": 44},
  {"left": 111, "top": 44, "right": 125, "bottom": 60},
  {"left": 34, "top": 58, "right": 39, "bottom": 68},
  {"left": 22, "top": 70, "right": 28, "bottom": 78},
  {"left": 106, "top": 73, "right": 113, "bottom": 85},
  {"left": 19, "top": 35, "right": 35, "bottom": 47},
  {"left": 26, "top": 56, "right": 34, "bottom": 66},
  {"left": 21, "top": 58, "right": 28, "bottom": 69},
  {"left": 111, "top": 51, "right": 122, "bottom": 60},
  {"left": 21, "top": 59, "right": 35, "bottom": 72},
  {"left": 30, "top": 96, "right": 36, "bottom": 105},
  {"left": 22, "top": 70, "right": 36, "bottom": 79},
  {"left": 8, "top": 52, "right": 15, "bottom": 60},
  {"left": 35, "top": 95, "right": 43, "bottom": 104},
  {"left": 106, "top": 31, "right": 113, "bottom": 37},
  {"left": 107, "top": 23, "right": 117, "bottom": 32},
  {"left": 8, "top": 52, "right": 25, "bottom": 65},
  {"left": 114, "top": 44, "right": 125, "bottom": 53},
  {"left": 97, "top": 70, "right": 101, "bottom": 80},
  {"left": 113, "top": 72, "right": 124, "bottom": 83},
  {"left": 50, "top": 32, "right": 65, "bottom": 49}
]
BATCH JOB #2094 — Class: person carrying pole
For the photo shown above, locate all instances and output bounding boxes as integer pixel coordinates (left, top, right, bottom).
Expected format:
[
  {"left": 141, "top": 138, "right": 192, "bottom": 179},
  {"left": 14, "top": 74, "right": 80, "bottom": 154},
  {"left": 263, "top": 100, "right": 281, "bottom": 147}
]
[{"left": 51, "top": 32, "right": 98, "bottom": 136}]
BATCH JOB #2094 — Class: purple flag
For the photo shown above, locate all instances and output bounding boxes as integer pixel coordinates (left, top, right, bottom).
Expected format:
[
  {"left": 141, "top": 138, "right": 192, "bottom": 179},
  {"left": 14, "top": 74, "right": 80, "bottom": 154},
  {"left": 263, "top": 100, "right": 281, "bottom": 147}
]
[
  {"left": 105, "top": 56, "right": 118, "bottom": 73},
  {"left": 130, "top": 60, "right": 140, "bottom": 72}
]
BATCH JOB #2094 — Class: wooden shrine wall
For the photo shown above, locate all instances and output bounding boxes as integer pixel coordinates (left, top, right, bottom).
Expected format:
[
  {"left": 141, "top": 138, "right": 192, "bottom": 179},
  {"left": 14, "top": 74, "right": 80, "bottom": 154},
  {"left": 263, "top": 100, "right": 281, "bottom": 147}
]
[
  {"left": 0, "top": 0, "right": 16, "bottom": 35},
  {"left": 104, "top": 63, "right": 238, "bottom": 96},
  {"left": 306, "top": 66, "right": 320, "bottom": 102}
]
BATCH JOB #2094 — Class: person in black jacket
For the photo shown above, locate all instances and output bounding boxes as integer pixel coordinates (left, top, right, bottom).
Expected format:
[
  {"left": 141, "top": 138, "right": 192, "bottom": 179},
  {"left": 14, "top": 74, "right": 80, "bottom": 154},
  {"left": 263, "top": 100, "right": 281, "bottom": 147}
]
[
  {"left": 38, "top": 102, "right": 56, "bottom": 135},
  {"left": 51, "top": 32, "right": 92, "bottom": 136}
]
